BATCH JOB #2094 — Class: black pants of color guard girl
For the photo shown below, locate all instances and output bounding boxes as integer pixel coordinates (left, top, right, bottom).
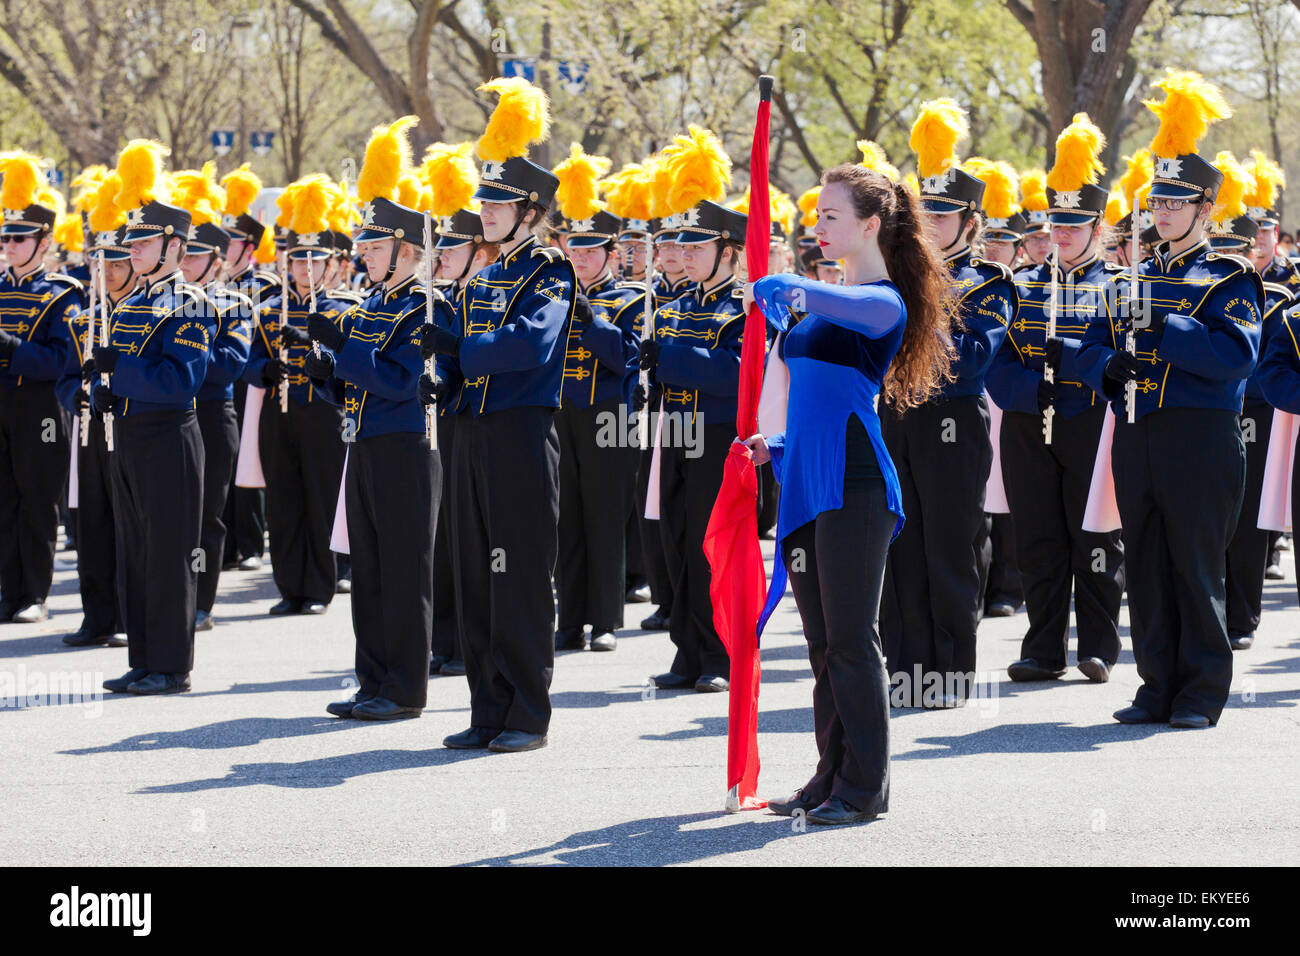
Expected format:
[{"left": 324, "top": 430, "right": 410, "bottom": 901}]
[
  {"left": 431, "top": 412, "right": 461, "bottom": 664},
  {"left": 111, "top": 409, "right": 203, "bottom": 674},
  {"left": 782, "top": 415, "right": 892, "bottom": 814},
  {"left": 195, "top": 398, "right": 239, "bottom": 614},
  {"left": 1225, "top": 402, "right": 1273, "bottom": 641},
  {"left": 880, "top": 394, "right": 991, "bottom": 703},
  {"left": 346, "top": 431, "right": 438, "bottom": 708}
]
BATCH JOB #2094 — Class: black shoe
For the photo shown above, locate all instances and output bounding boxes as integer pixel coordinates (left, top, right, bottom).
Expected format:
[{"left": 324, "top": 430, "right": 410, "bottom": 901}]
[
  {"left": 1077, "top": 657, "right": 1111, "bottom": 682},
  {"left": 429, "top": 654, "right": 448, "bottom": 676},
  {"left": 652, "top": 671, "right": 693, "bottom": 690},
  {"left": 625, "top": 583, "right": 651, "bottom": 603},
  {"left": 694, "top": 674, "right": 729, "bottom": 693},
  {"left": 439, "top": 659, "right": 466, "bottom": 677},
  {"left": 126, "top": 672, "right": 191, "bottom": 695},
  {"left": 238, "top": 555, "right": 264, "bottom": 571},
  {"left": 269, "top": 598, "right": 302, "bottom": 615},
  {"left": 767, "top": 789, "right": 822, "bottom": 817},
  {"left": 335, "top": 578, "right": 352, "bottom": 594},
  {"left": 104, "top": 667, "right": 149, "bottom": 693},
  {"left": 12, "top": 602, "right": 48, "bottom": 623},
  {"left": 351, "top": 696, "right": 422, "bottom": 720},
  {"left": 1007, "top": 658, "right": 1066, "bottom": 682},
  {"left": 62, "top": 628, "right": 117, "bottom": 647},
  {"left": 1169, "top": 710, "right": 1211, "bottom": 729},
  {"left": 640, "top": 608, "right": 670, "bottom": 631},
  {"left": 984, "top": 601, "right": 1016, "bottom": 618},
  {"left": 106, "top": 633, "right": 128, "bottom": 647},
  {"left": 326, "top": 693, "right": 373, "bottom": 718},
  {"left": 554, "top": 627, "right": 585, "bottom": 651},
  {"left": 300, "top": 601, "right": 328, "bottom": 615},
  {"left": 194, "top": 610, "right": 214, "bottom": 632},
  {"left": 0, "top": 601, "right": 17, "bottom": 623},
  {"left": 489, "top": 729, "right": 548, "bottom": 753},
  {"left": 444, "top": 726, "right": 500, "bottom": 749},
  {"left": 1229, "top": 632, "right": 1254, "bottom": 650},
  {"left": 222, "top": 559, "right": 240, "bottom": 571},
  {"left": 589, "top": 629, "right": 617, "bottom": 652},
  {"left": 1113, "top": 705, "right": 1159, "bottom": 724},
  {"left": 807, "top": 796, "right": 878, "bottom": 826}
]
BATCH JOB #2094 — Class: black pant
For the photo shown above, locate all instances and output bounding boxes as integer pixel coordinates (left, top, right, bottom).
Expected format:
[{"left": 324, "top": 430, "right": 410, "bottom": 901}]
[
  {"left": 1113, "top": 408, "right": 1243, "bottom": 723},
  {"left": 555, "top": 397, "right": 631, "bottom": 631},
  {"left": 984, "top": 514, "right": 1022, "bottom": 607},
  {"left": 782, "top": 415, "right": 892, "bottom": 813},
  {"left": 75, "top": 413, "right": 121, "bottom": 636},
  {"left": 637, "top": 440, "right": 673, "bottom": 611},
  {"left": 431, "top": 413, "right": 461, "bottom": 662},
  {"left": 1226, "top": 403, "right": 1273, "bottom": 637},
  {"left": 880, "top": 395, "right": 991, "bottom": 698},
  {"left": 1001, "top": 406, "right": 1124, "bottom": 667},
  {"left": 223, "top": 380, "right": 266, "bottom": 562},
  {"left": 756, "top": 462, "right": 779, "bottom": 536},
  {"left": 195, "top": 400, "right": 239, "bottom": 613},
  {"left": 111, "top": 409, "right": 203, "bottom": 674},
  {"left": 259, "top": 398, "right": 344, "bottom": 605},
  {"left": 451, "top": 406, "right": 559, "bottom": 734},
  {"left": 0, "top": 382, "right": 69, "bottom": 608},
  {"left": 347, "top": 431, "right": 438, "bottom": 708},
  {"left": 658, "top": 420, "right": 733, "bottom": 679}
]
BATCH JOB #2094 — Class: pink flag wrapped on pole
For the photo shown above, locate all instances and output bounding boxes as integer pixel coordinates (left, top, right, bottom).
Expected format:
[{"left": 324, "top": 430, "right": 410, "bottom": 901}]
[
  {"left": 1258, "top": 410, "right": 1297, "bottom": 532},
  {"left": 1082, "top": 407, "right": 1121, "bottom": 533},
  {"left": 235, "top": 385, "right": 267, "bottom": 488},
  {"left": 984, "top": 392, "right": 1009, "bottom": 514}
]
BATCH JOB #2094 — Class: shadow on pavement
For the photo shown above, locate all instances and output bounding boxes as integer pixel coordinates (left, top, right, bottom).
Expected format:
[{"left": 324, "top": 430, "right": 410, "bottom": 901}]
[
  {"left": 60, "top": 715, "right": 388, "bottom": 754},
  {"left": 894, "top": 720, "right": 1164, "bottom": 759}
]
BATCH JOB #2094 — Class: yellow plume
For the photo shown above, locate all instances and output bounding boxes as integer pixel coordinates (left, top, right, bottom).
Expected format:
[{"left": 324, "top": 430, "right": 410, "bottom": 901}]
[
  {"left": 88, "top": 172, "right": 125, "bottom": 233},
  {"left": 37, "top": 185, "right": 65, "bottom": 216},
  {"left": 275, "top": 182, "right": 299, "bottom": 229},
  {"left": 475, "top": 77, "right": 550, "bottom": 162},
  {"left": 170, "top": 162, "right": 225, "bottom": 227},
  {"left": 1145, "top": 70, "right": 1232, "bottom": 158},
  {"left": 601, "top": 163, "right": 654, "bottom": 221},
  {"left": 1243, "top": 149, "right": 1285, "bottom": 210},
  {"left": 71, "top": 165, "right": 107, "bottom": 214},
  {"left": 966, "top": 158, "right": 1020, "bottom": 219},
  {"left": 797, "top": 186, "right": 820, "bottom": 227},
  {"left": 326, "top": 178, "right": 358, "bottom": 233},
  {"left": 1135, "top": 180, "right": 1152, "bottom": 212},
  {"left": 290, "top": 174, "right": 334, "bottom": 235},
  {"left": 1104, "top": 190, "right": 1127, "bottom": 226},
  {"left": 114, "top": 139, "right": 170, "bottom": 211},
  {"left": 646, "top": 153, "right": 675, "bottom": 219},
  {"left": 856, "top": 140, "right": 899, "bottom": 182},
  {"left": 1211, "top": 151, "right": 1250, "bottom": 224},
  {"left": 253, "top": 219, "right": 276, "bottom": 263},
  {"left": 909, "top": 98, "right": 968, "bottom": 179},
  {"left": 420, "top": 142, "right": 479, "bottom": 219},
  {"left": 357, "top": 115, "right": 417, "bottom": 203},
  {"left": 221, "top": 163, "right": 261, "bottom": 218},
  {"left": 1020, "top": 168, "right": 1048, "bottom": 212},
  {"left": 395, "top": 172, "right": 430, "bottom": 213},
  {"left": 1046, "top": 113, "right": 1106, "bottom": 192},
  {"left": 553, "top": 143, "right": 611, "bottom": 220},
  {"left": 730, "top": 185, "right": 798, "bottom": 235},
  {"left": 0, "top": 151, "right": 45, "bottom": 211},
  {"left": 661, "top": 125, "right": 731, "bottom": 213},
  {"left": 53, "top": 213, "right": 83, "bottom": 252},
  {"left": 903, "top": 172, "right": 920, "bottom": 196},
  {"left": 1118, "top": 148, "right": 1153, "bottom": 208}
]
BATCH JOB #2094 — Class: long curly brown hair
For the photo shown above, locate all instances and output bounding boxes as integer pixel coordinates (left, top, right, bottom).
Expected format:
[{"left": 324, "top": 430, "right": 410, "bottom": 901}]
[{"left": 821, "top": 164, "right": 958, "bottom": 410}]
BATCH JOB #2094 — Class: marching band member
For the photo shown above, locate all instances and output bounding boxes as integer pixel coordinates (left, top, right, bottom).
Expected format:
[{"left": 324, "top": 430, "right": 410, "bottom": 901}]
[
  {"left": 172, "top": 165, "right": 253, "bottom": 631},
  {"left": 1256, "top": 299, "right": 1300, "bottom": 610},
  {"left": 243, "top": 177, "right": 348, "bottom": 617},
  {"left": 986, "top": 115, "right": 1125, "bottom": 684},
  {"left": 0, "top": 152, "right": 80, "bottom": 625},
  {"left": 1019, "top": 169, "right": 1052, "bottom": 267},
  {"left": 551, "top": 146, "right": 643, "bottom": 653},
  {"left": 58, "top": 177, "right": 135, "bottom": 647},
  {"left": 426, "top": 80, "right": 576, "bottom": 751},
  {"left": 1244, "top": 152, "right": 1298, "bottom": 292},
  {"left": 745, "top": 162, "right": 957, "bottom": 824},
  {"left": 97, "top": 140, "right": 216, "bottom": 695},
  {"left": 1076, "top": 72, "right": 1262, "bottom": 729},
  {"left": 1210, "top": 155, "right": 1295, "bottom": 650},
  {"left": 880, "top": 100, "right": 1015, "bottom": 707},
  {"left": 642, "top": 126, "right": 746, "bottom": 694},
  {"left": 314, "top": 117, "right": 440, "bottom": 721}
]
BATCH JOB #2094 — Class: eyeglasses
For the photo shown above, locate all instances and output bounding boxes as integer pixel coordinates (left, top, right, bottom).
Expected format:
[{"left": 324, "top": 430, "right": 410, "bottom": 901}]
[
  {"left": 1148, "top": 198, "right": 1195, "bottom": 212},
  {"left": 0, "top": 235, "right": 33, "bottom": 244}
]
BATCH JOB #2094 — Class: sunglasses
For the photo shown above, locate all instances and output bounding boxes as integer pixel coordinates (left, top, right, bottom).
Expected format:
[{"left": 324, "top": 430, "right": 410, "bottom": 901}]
[{"left": 0, "top": 234, "right": 34, "bottom": 244}]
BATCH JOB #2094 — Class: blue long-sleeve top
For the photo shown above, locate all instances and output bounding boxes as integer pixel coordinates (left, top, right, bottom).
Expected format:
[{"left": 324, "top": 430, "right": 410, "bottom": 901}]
[
  {"left": 562, "top": 273, "right": 644, "bottom": 408},
  {"left": 1256, "top": 302, "right": 1300, "bottom": 413},
  {"left": 986, "top": 255, "right": 1120, "bottom": 417},
  {"left": 430, "top": 280, "right": 466, "bottom": 417},
  {"left": 649, "top": 274, "right": 746, "bottom": 426},
  {"left": 1076, "top": 241, "right": 1263, "bottom": 418},
  {"left": 313, "top": 273, "right": 429, "bottom": 438},
  {"left": 197, "top": 284, "right": 254, "bottom": 402},
  {"left": 91, "top": 272, "right": 217, "bottom": 417},
  {"left": 0, "top": 268, "right": 81, "bottom": 389},
  {"left": 938, "top": 250, "right": 1015, "bottom": 399},
  {"left": 750, "top": 273, "right": 907, "bottom": 637},
  {"left": 1243, "top": 283, "right": 1295, "bottom": 403},
  {"left": 443, "top": 237, "right": 576, "bottom": 416},
  {"left": 243, "top": 285, "right": 354, "bottom": 407}
]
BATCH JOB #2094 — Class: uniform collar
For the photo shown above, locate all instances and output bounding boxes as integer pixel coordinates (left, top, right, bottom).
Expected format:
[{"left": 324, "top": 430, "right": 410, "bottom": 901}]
[
  {"left": 382, "top": 273, "right": 417, "bottom": 303},
  {"left": 144, "top": 270, "right": 184, "bottom": 297},
  {"left": 1155, "top": 239, "right": 1208, "bottom": 273},
  {"left": 582, "top": 271, "right": 614, "bottom": 295},
  {"left": 4, "top": 266, "right": 42, "bottom": 286},
  {"left": 499, "top": 235, "right": 539, "bottom": 268},
  {"left": 698, "top": 274, "right": 737, "bottom": 304},
  {"left": 1054, "top": 253, "right": 1100, "bottom": 281},
  {"left": 944, "top": 247, "right": 972, "bottom": 270}
]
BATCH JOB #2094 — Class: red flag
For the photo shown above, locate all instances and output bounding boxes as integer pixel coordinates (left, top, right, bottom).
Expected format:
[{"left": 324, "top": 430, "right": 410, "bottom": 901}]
[{"left": 702, "top": 74, "right": 773, "bottom": 811}]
